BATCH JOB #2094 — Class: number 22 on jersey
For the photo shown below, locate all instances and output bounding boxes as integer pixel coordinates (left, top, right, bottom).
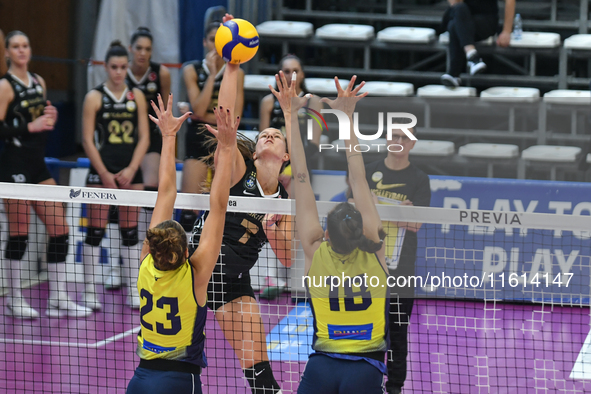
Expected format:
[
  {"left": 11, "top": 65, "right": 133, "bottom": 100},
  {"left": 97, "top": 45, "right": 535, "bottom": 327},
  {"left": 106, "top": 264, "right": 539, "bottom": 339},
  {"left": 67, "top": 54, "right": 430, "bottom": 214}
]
[{"left": 108, "top": 119, "right": 134, "bottom": 144}]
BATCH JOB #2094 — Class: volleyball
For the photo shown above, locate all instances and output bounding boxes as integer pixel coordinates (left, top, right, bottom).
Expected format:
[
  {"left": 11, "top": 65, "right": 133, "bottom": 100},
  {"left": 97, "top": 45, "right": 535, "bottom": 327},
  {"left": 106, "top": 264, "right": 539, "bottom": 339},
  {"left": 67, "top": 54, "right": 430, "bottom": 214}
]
[{"left": 215, "top": 18, "right": 259, "bottom": 64}]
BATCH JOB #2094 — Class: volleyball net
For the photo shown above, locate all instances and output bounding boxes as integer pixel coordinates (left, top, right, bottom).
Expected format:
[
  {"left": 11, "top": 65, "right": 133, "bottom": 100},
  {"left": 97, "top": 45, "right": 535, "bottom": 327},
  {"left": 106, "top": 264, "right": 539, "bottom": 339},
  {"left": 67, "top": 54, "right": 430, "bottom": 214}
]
[{"left": 0, "top": 181, "right": 590, "bottom": 393}]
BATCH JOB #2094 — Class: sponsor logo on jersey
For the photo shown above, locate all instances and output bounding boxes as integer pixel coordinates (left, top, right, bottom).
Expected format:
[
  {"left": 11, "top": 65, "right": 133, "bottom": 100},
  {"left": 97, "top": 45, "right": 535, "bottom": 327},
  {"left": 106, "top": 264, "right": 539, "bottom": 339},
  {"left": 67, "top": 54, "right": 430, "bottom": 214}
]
[
  {"left": 36, "top": 85, "right": 44, "bottom": 95},
  {"left": 126, "top": 101, "right": 137, "bottom": 112},
  {"left": 244, "top": 171, "right": 257, "bottom": 192},
  {"left": 327, "top": 323, "right": 373, "bottom": 341},
  {"left": 148, "top": 71, "right": 157, "bottom": 82},
  {"left": 126, "top": 91, "right": 135, "bottom": 101},
  {"left": 103, "top": 96, "right": 110, "bottom": 103},
  {"left": 14, "top": 84, "right": 23, "bottom": 92},
  {"left": 147, "top": 82, "right": 157, "bottom": 92},
  {"left": 142, "top": 339, "right": 176, "bottom": 354},
  {"left": 21, "top": 100, "right": 29, "bottom": 108},
  {"left": 103, "top": 112, "right": 110, "bottom": 119}
]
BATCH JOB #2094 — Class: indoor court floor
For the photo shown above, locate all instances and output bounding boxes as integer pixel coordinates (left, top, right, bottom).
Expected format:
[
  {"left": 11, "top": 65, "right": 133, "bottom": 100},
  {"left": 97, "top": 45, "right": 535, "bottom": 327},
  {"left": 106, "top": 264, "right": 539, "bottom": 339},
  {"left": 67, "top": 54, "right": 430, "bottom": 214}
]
[{"left": 1, "top": 283, "right": 590, "bottom": 393}]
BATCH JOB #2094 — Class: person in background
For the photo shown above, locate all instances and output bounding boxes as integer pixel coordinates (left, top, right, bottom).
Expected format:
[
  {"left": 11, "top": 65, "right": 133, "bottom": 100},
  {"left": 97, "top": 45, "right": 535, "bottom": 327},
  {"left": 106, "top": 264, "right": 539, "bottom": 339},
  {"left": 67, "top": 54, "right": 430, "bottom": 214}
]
[
  {"left": 0, "top": 30, "right": 90, "bottom": 318},
  {"left": 364, "top": 126, "right": 431, "bottom": 394},
  {"left": 126, "top": 26, "right": 171, "bottom": 203},
  {"left": 179, "top": 22, "right": 244, "bottom": 234},
  {"left": 440, "top": 0, "right": 515, "bottom": 87},
  {"left": 81, "top": 41, "right": 150, "bottom": 310}
]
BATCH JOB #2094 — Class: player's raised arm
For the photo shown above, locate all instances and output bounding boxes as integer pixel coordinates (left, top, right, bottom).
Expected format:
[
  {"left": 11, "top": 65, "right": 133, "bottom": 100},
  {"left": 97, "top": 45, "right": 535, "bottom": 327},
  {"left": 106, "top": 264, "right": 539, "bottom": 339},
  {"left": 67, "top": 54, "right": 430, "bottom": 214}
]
[
  {"left": 140, "top": 94, "right": 191, "bottom": 260},
  {"left": 321, "top": 77, "right": 383, "bottom": 245},
  {"left": 190, "top": 105, "right": 238, "bottom": 295},
  {"left": 270, "top": 71, "right": 322, "bottom": 264}
]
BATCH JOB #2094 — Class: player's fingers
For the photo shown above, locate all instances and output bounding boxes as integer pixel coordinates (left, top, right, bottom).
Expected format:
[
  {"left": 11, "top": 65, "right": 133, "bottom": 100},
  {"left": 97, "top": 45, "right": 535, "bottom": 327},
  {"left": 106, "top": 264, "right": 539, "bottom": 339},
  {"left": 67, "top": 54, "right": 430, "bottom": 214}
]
[
  {"left": 178, "top": 111, "right": 192, "bottom": 124},
  {"left": 157, "top": 93, "right": 165, "bottom": 113},
  {"left": 280, "top": 71, "right": 289, "bottom": 93},
  {"left": 334, "top": 77, "right": 344, "bottom": 95},
  {"left": 275, "top": 72, "right": 285, "bottom": 92},
  {"left": 352, "top": 80, "right": 366, "bottom": 94},
  {"left": 269, "top": 85, "right": 280, "bottom": 98},
  {"left": 166, "top": 93, "right": 173, "bottom": 113},
  {"left": 148, "top": 114, "right": 159, "bottom": 125},
  {"left": 204, "top": 124, "right": 218, "bottom": 136},
  {"left": 150, "top": 100, "right": 161, "bottom": 118},
  {"left": 347, "top": 75, "right": 357, "bottom": 93}
]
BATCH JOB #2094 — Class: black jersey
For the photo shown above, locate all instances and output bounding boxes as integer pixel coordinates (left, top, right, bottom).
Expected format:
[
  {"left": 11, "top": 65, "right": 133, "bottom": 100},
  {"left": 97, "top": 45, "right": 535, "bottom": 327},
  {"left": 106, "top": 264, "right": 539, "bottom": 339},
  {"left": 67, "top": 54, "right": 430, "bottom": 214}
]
[
  {"left": 126, "top": 62, "right": 161, "bottom": 131},
  {"left": 93, "top": 84, "right": 139, "bottom": 168},
  {"left": 192, "top": 159, "right": 288, "bottom": 276},
  {"left": 2, "top": 72, "right": 47, "bottom": 153},
  {"left": 187, "top": 60, "right": 224, "bottom": 123},
  {"left": 365, "top": 160, "right": 431, "bottom": 274}
]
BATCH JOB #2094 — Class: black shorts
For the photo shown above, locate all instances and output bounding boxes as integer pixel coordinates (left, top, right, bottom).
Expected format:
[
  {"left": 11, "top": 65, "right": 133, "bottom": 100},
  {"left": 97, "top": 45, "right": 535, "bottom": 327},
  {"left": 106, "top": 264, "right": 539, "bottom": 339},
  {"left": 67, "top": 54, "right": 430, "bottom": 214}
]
[
  {"left": 86, "top": 164, "right": 143, "bottom": 185},
  {"left": 0, "top": 148, "right": 52, "bottom": 184},
  {"left": 184, "top": 120, "right": 213, "bottom": 161},
  {"left": 147, "top": 125, "right": 163, "bottom": 154},
  {"left": 207, "top": 245, "right": 257, "bottom": 310}
]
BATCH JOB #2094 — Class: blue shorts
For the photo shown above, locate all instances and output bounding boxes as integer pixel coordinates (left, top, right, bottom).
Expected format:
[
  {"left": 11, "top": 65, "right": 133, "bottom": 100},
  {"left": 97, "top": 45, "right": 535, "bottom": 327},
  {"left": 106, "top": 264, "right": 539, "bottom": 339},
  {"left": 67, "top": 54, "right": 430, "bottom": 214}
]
[
  {"left": 127, "top": 367, "right": 202, "bottom": 394},
  {"left": 298, "top": 354, "right": 386, "bottom": 394}
]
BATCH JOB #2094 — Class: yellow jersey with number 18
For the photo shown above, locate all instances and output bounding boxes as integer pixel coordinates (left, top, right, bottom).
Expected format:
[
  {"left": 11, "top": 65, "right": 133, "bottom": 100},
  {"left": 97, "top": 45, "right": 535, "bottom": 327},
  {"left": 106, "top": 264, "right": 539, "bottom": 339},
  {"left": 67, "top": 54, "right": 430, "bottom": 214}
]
[
  {"left": 307, "top": 242, "right": 389, "bottom": 357},
  {"left": 136, "top": 254, "right": 207, "bottom": 368}
]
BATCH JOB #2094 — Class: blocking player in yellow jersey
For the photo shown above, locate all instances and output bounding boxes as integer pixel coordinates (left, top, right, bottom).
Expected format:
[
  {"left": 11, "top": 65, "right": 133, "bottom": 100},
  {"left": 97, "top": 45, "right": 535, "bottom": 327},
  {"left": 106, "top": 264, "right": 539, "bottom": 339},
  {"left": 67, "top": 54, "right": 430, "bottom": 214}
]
[
  {"left": 270, "top": 71, "right": 389, "bottom": 393},
  {"left": 126, "top": 61, "right": 238, "bottom": 392}
]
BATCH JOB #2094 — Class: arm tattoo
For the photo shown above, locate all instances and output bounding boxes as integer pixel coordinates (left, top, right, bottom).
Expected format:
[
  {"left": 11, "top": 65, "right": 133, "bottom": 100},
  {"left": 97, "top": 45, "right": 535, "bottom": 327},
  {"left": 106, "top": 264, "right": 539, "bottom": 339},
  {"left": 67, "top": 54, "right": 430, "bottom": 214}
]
[{"left": 296, "top": 172, "right": 307, "bottom": 183}]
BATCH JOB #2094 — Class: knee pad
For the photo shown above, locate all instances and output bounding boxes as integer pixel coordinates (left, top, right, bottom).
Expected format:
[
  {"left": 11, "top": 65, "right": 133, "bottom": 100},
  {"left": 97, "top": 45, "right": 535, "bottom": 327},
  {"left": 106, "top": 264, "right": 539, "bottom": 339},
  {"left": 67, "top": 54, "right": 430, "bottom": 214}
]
[
  {"left": 179, "top": 210, "right": 197, "bottom": 232},
  {"left": 47, "top": 234, "right": 69, "bottom": 263},
  {"left": 121, "top": 227, "right": 139, "bottom": 247},
  {"left": 85, "top": 227, "right": 106, "bottom": 247},
  {"left": 5, "top": 235, "right": 28, "bottom": 260},
  {"left": 244, "top": 361, "right": 280, "bottom": 391}
]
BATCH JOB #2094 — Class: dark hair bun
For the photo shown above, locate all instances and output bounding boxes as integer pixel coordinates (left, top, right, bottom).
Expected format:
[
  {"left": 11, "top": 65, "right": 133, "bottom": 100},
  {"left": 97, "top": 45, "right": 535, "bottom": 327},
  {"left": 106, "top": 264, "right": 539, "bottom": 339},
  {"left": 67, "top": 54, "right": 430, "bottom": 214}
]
[{"left": 109, "top": 40, "right": 123, "bottom": 48}]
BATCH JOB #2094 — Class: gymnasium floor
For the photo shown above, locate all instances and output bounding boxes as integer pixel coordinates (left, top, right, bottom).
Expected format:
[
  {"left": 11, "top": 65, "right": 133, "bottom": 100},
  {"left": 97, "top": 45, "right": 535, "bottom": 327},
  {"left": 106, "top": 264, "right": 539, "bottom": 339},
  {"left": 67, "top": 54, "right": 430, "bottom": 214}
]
[{"left": 1, "top": 283, "right": 590, "bottom": 393}]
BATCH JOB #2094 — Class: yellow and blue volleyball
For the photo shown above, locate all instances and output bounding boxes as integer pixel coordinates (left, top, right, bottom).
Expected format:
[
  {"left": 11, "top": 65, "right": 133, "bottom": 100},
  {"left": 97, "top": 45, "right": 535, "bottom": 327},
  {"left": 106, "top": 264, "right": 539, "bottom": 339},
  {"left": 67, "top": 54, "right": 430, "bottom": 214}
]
[{"left": 215, "top": 18, "right": 259, "bottom": 64}]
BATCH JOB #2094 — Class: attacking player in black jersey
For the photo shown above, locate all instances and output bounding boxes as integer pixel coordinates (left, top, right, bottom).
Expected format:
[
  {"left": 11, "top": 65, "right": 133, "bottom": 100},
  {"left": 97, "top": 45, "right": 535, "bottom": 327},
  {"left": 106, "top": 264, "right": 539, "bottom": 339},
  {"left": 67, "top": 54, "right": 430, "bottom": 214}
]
[
  {"left": 81, "top": 41, "right": 150, "bottom": 311},
  {"left": 178, "top": 22, "right": 245, "bottom": 233},
  {"left": 126, "top": 27, "right": 171, "bottom": 198},
  {"left": 187, "top": 15, "right": 290, "bottom": 394},
  {"left": 0, "top": 31, "right": 91, "bottom": 318}
]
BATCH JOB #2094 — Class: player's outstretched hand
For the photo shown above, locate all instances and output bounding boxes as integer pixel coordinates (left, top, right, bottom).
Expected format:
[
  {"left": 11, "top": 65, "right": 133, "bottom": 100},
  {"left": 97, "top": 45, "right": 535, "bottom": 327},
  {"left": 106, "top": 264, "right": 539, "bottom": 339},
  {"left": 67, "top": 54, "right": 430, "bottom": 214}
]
[
  {"left": 204, "top": 106, "right": 238, "bottom": 150},
  {"left": 149, "top": 93, "right": 191, "bottom": 137},
  {"left": 320, "top": 75, "right": 367, "bottom": 116},
  {"left": 269, "top": 70, "right": 310, "bottom": 116}
]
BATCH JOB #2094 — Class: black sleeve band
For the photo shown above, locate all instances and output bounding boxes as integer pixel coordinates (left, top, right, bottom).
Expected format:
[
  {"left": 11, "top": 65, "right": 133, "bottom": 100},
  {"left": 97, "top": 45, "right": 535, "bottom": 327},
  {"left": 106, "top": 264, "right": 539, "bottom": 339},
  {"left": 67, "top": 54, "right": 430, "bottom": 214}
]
[{"left": 0, "top": 120, "right": 28, "bottom": 139}]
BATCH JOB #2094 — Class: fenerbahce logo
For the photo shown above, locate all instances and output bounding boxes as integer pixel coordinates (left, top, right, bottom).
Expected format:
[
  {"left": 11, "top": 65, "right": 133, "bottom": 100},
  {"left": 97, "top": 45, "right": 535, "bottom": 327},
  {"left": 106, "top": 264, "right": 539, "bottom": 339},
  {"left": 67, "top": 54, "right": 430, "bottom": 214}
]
[
  {"left": 70, "top": 189, "right": 117, "bottom": 200},
  {"left": 371, "top": 172, "right": 405, "bottom": 190}
]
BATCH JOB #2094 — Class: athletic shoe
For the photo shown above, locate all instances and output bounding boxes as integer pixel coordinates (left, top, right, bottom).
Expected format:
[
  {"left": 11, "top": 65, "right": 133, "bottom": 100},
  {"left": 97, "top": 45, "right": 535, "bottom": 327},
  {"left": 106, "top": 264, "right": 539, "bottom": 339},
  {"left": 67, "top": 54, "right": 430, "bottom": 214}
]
[
  {"left": 82, "top": 291, "right": 102, "bottom": 311},
  {"left": 104, "top": 267, "right": 122, "bottom": 290},
  {"left": 6, "top": 297, "right": 39, "bottom": 319},
  {"left": 467, "top": 52, "right": 486, "bottom": 75},
  {"left": 440, "top": 74, "right": 461, "bottom": 88},
  {"left": 46, "top": 297, "right": 92, "bottom": 318},
  {"left": 127, "top": 286, "right": 140, "bottom": 309}
]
